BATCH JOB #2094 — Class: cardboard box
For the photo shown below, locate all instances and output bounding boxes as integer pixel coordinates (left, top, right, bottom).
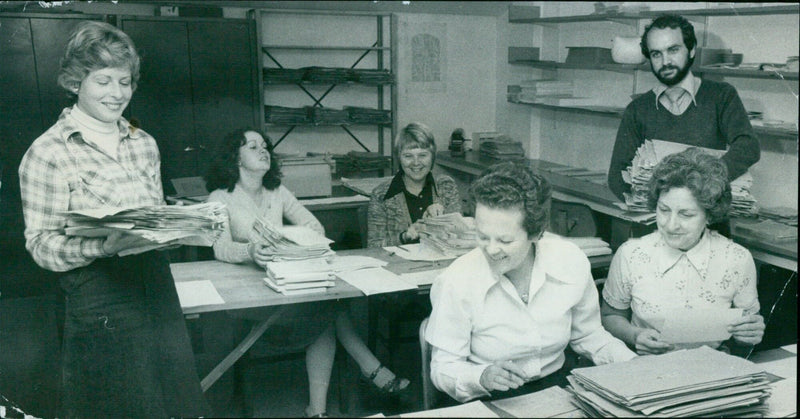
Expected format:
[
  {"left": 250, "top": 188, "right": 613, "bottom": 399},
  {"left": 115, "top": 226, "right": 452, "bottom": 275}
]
[{"left": 281, "top": 158, "right": 332, "bottom": 198}]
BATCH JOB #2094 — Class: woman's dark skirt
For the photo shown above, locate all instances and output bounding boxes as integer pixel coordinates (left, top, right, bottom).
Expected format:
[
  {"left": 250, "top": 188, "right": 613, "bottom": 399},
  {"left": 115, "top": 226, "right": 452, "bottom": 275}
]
[{"left": 59, "top": 251, "right": 209, "bottom": 418}]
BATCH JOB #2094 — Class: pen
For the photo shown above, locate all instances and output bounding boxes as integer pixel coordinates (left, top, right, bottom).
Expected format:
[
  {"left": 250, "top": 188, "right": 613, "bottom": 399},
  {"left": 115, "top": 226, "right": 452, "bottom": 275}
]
[{"left": 397, "top": 244, "right": 411, "bottom": 252}]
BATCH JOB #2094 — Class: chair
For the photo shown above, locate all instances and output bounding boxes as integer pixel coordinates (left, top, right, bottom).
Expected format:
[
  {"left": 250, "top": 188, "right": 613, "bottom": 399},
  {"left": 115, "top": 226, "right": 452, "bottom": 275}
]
[{"left": 418, "top": 317, "right": 440, "bottom": 410}]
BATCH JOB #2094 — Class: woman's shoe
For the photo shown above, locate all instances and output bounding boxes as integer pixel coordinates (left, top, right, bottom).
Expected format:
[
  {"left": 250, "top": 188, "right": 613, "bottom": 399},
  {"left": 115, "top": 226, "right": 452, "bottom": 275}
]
[
  {"left": 365, "top": 364, "right": 411, "bottom": 395},
  {"left": 304, "top": 406, "right": 328, "bottom": 417}
]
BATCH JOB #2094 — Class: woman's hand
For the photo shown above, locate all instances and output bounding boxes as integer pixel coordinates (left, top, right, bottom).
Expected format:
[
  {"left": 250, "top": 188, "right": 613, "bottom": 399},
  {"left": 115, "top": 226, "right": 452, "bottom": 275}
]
[
  {"left": 103, "top": 231, "right": 159, "bottom": 256},
  {"left": 423, "top": 203, "right": 445, "bottom": 218},
  {"left": 729, "top": 314, "right": 765, "bottom": 346},
  {"left": 248, "top": 242, "right": 272, "bottom": 268},
  {"left": 479, "top": 360, "right": 526, "bottom": 392},
  {"left": 634, "top": 329, "right": 673, "bottom": 355},
  {"left": 403, "top": 221, "right": 423, "bottom": 242}
]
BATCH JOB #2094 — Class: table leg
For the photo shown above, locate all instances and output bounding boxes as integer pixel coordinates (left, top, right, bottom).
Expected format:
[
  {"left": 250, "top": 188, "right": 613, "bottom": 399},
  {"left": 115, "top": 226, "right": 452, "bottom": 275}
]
[{"left": 200, "top": 306, "right": 289, "bottom": 392}]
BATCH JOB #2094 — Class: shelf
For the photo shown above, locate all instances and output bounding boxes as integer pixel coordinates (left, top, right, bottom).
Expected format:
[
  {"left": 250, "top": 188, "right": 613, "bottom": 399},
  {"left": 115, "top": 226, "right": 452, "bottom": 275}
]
[
  {"left": 509, "top": 99, "right": 798, "bottom": 139},
  {"left": 263, "top": 45, "right": 390, "bottom": 51},
  {"left": 694, "top": 66, "right": 799, "bottom": 81},
  {"left": 265, "top": 122, "right": 392, "bottom": 127},
  {"left": 509, "top": 59, "right": 648, "bottom": 72},
  {"left": 510, "top": 5, "right": 799, "bottom": 24}
]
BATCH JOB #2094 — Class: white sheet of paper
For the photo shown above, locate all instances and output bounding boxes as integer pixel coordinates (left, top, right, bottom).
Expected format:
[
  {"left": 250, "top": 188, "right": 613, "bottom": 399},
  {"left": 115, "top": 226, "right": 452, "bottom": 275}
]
[
  {"left": 764, "top": 377, "right": 797, "bottom": 418},
  {"left": 384, "top": 243, "right": 454, "bottom": 261},
  {"left": 336, "top": 267, "right": 416, "bottom": 296},
  {"left": 490, "top": 386, "right": 581, "bottom": 418},
  {"left": 781, "top": 344, "right": 797, "bottom": 354},
  {"left": 399, "top": 400, "right": 499, "bottom": 418},
  {"left": 175, "top": 280, "right": 225, "bottom": 308},
  {"left": 659, "top": 307, "right": 742, "bottom": 344},
  {"left": 757, "top": 356, "right": 798, "bottom": 379},
  {"left": 399, "top": 268, "right": 444, "bottom": 287}
]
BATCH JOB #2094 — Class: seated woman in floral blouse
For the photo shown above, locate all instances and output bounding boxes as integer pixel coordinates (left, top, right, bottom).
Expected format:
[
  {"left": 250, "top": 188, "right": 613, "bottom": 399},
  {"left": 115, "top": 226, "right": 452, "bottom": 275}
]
[{"left": 601, "top": 147, "right": 765, "bottom": 355}]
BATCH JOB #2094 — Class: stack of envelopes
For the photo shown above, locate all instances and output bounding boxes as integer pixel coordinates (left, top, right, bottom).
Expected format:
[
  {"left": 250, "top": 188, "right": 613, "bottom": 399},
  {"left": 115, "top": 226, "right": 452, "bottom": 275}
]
[
  {"left": 249, "top": 216, "right": 334, "bottom": 261},
  {"left": 567, "top": 346, "right": 772, "bottom": 417},
  {"left": 65, "top": 202, "right": 227, "bottom": 255},
  {"left": 622, "top": 140, "right": 758, "bottom": 216},
  {"left": 418, "top": 213, "right": 478, "bottom": 257}
]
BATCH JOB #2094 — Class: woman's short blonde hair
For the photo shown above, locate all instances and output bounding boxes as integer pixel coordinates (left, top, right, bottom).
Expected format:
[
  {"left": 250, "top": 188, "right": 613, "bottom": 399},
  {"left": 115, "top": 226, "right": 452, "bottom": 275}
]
[
  {"left": 394, "top": 122, "right": 437, "bottom": 165},
  {"left": 58, "top": 21, "right": 141, "bottom": 96}
]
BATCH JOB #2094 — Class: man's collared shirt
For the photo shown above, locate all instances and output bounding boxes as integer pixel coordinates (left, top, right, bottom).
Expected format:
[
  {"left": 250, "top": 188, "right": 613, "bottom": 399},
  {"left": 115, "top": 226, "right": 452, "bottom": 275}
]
[{"left": 652, "top": 71, "right": 702, "bottom": 115}]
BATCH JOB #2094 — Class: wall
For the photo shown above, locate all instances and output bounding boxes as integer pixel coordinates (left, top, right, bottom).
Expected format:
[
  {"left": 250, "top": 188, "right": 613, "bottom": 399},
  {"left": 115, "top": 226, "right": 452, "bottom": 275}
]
[{"left": 500, "top": 1, "right": 799, "bottom": 209}]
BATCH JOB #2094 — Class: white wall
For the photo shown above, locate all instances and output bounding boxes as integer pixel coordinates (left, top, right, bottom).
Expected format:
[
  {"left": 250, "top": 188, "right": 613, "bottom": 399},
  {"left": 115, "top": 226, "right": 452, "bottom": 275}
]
[{"left": 499, "top": 2, "right": 799, "bottom": 209}]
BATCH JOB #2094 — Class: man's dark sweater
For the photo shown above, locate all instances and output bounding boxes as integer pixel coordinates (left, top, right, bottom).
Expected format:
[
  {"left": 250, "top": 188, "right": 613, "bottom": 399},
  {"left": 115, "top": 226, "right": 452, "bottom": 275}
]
[{"left": 607, "top": 79, "right": 760, "bottom": 201}]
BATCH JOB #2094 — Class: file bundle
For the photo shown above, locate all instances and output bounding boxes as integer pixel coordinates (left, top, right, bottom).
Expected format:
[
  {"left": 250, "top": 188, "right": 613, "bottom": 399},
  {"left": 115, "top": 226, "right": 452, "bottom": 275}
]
[
  {"left": 418, "top": 213, "right": 478, "bottom": 257},
  {"left": 249, "top": 217, "right": 334, "bottom": 261}
]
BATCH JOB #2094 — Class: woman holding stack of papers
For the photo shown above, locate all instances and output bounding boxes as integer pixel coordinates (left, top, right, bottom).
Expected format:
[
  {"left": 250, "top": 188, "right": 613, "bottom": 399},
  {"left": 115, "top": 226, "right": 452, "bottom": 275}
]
[
  {"left": 425, "top": 162, "right": 636, "bottom": 404},
  {"left": 206, "top": 128, "right": 409, "bottom": 417},
  {"left": 601, "top": 148, "right": 765, "bottom": 355},
  {"left": 18, "top": 22, "right": 208, "bottom": 417}
]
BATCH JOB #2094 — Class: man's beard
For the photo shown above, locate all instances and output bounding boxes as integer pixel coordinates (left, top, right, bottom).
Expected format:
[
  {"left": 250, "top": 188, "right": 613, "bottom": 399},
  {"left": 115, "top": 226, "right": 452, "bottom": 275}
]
[{"left": 652, "top": 55, "right": 694, "bottom": 86}]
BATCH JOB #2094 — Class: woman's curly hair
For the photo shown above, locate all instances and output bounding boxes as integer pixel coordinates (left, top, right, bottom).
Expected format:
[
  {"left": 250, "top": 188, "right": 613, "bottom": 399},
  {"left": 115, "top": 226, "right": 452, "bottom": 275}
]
[
  {"left": 204, "top": 128, "right": 282, "bottom": 193},
  {"left": 647, "top": 147, "right": 732, "bottom": 224},
  {"left": 469, "top": 162, "right": 552, "bottom": 238}
]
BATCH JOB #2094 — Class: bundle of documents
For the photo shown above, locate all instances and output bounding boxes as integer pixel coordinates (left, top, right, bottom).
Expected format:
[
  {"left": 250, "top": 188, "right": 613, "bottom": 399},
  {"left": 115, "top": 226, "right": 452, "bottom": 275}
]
[
  {"left": 249, "top": 216, "right": 334, "bottom": 261},
  {"left": 418, "top": 213, "right": 478, "bottom": 257},
  {"left": 567, "top": 346, "right": 772, "bottom": 417},
  {"left": 262, "top": 67, "right": 306, "bottom": 84},
  {"left": 351, "top": 68, "right": 393, "bottom": 85},
  {"left": 479, "top": 135, "right": 526, "bottom": 159},
  {"left": 333, "top": 151, "right": 392, "bottom": 174},
  {"left": 621, "top": 139, "right": 758, "bottom": 216},
  {"left": 303, "top": 66, "right": 353, "bottom": 84},
  {"left": 264, "top": 105, "right": 310, "bottom": 124},
  {"left": 308, "top": 106, "right": 350, "bottom": 125},
  {"left": 65, "top": 202, "right": 226, "bottom": 255},
  {"left": 562, "top": 236, "right": 613, "bottom": 257},
  {"left": 344, "top": 106, "right": 392, "bottom": 124},
  {"left": 515, "top": 79, "right": 574, "bottom": 103},
  {"left": 759, "top": 206, "right": 798, "bottom": 226},
  {"left": 263, "top": 258, "right": 337, "bottom": 296}
]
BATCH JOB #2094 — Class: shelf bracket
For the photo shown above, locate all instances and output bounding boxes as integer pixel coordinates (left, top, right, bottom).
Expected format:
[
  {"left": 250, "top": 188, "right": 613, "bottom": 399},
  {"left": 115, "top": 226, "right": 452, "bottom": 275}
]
[
  {"left": 272, "top": 125, "right": 296, "bottom": 148},
  {"left": 340, "top": 125, "right": 372, "bottom": 152}
]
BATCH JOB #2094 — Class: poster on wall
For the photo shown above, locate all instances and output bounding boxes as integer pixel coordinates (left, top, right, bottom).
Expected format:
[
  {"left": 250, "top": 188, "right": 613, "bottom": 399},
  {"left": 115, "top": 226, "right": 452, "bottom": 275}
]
[{"left": 401, "top": 21, "right": 447, "bottom": 93}]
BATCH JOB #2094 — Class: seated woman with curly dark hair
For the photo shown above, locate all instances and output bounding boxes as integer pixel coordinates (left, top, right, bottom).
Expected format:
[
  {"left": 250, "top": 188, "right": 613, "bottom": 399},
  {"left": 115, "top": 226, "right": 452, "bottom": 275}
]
[
  {"left": 205, "top": 128, "right": 408, "bottom": 417},
  {"left": 425, "top": 162, "right": 635, "bottom": 404},
  {"left": 601, "top": 147, "right": 765, "bottom": 356}
]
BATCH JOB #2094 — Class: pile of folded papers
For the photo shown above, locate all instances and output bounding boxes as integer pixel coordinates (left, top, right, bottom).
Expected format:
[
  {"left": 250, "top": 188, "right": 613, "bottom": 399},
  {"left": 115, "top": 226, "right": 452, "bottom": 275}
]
[
  {"left": 352, "top": 68, "right": 393, "bottom": 85},
  {"left": 249, "top": 216, "right": 334, "bottom": 261},
  {"left": 479, "top": 135, "right": 526, "bottom": 159},
  {"left": 758, "top": 206, "right": 798, "bottom": 226},
  {"left": 262, "top": 67, "right": 307, "bottom": 84},
  {"left": 333, "top": 151, "right": 391, "bottom": 176},
  {"left": 344, "top": 106, "right": 392, "bottom": 124},
  {"left": 65, "top": 202, "right": 227, "bottom": 255},
  {"left": 263, "top": 258, "right": 337, "bottom": 296},
  {"left": 514, "top": 79, "right": 575, "bottom": 104},
  {"left": 562, "top": 236, "right": 612, "bottom": 257},
  {"left": 567, "top": 346, "right": 773, "bottom": 417},
  {"left": 304, "top": 66, "right": 353, "bottom": 84},
  {"left": 622, "top": 140, "right": 758, "bottom": 216},
  {"left": 308, "top": 106, "right": 350, "bottom": 125},
  {"left": 418, "top": 213, "right": 478, "bottom": 257},
  {"left": 264, "top": 105, "right": 311, "bottom": 125}
]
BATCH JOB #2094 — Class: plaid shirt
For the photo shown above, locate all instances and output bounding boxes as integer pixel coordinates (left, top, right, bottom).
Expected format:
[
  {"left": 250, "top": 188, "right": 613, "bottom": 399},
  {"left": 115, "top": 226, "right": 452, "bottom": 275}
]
[{"left": 19, "top": 106, "right": 165, "bottom": 272}]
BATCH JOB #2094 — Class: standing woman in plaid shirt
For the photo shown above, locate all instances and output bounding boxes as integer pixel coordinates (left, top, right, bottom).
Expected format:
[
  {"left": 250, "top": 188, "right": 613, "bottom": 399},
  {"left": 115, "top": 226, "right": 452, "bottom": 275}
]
[{"left": 18, "top": 21, "right": 208, "bottom": 417}]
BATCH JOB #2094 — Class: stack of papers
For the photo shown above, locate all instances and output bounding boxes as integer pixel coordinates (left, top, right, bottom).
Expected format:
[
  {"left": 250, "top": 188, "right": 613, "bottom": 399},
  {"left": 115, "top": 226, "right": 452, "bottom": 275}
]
[
  {"left": 65, "top": 202, "right": 226, "bottom": 255},
  {"left": 515, "top": 79, "right": 574, "bottom": 103},
  {"left": 264, "top": 258, "right": 338, "bottom": 296},
  {"left": 562, "top": 236, "right": 613, "bottom": 257},
  {"left": 249, "top": 217, "right": 334, "bottom": 261},
  {"left": 567, "top": 346, "right": 772, "bottom": 417},
  {"left": 621, "top": 140, "right": 758, "bottom": 217},
  {"left": 418, "top": 213, "right": 478, "bottom": 257},
  {"left": 759, "top": 206, "right": 798, "bottom": 226},
  {"left": 479, "top": 136, "right": 526, "bottom": 159}
]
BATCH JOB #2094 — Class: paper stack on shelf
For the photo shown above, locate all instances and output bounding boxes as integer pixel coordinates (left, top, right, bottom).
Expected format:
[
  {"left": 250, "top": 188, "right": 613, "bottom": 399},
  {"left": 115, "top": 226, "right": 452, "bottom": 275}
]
[
  {"left": 65, "top": 202, "right": 227, "bottom": 255},
  {"left": 562, "top": 236, "right": 613, "bottom": 257},
  {"left": 264, "top": 105, "right": 310, "bottom": 124},
  {"left": 567, "top": 346, "right": 772, "bottom": 417},
  {"left": 333, "top": 151, "right": 391, "bottom": 176},
  {"left": 352, "top": 68, "right": 392, "bottom": 85},
  {"left": 303, "top": 66, "right": 353, "bottom": 83},
  {"left": 308, "top": 106, "right": 349, "bottom": 125},
  {"left": 344, "top": 106, "right": 392, "bottom": 124},
  {"left": 249, "top": 217, "right": 334, "bottom": 261},
  {"left": 418, "top": 213, "right": 478, "bottom": 257},
  {"left": 479, "top": 135, "right": 526, "bottom": 159},
  {"left": 516, "top": 79, "right": 574, "bottom": 103},
  {"left": 621, "top": 139, "right": 758, "bottom": 216}
]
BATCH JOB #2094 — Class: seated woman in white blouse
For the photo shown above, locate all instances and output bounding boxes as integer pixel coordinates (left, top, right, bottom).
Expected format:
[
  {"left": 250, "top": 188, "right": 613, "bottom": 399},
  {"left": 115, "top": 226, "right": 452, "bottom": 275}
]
[
  {"left": 205, "top": 128, "right": 409, "bottom": 417},
  {"left": 601, "top": 147, "right": 765, "bottom": 356},
  {"left": 425, "top": 162, "right": 636, "bottom": 404}
]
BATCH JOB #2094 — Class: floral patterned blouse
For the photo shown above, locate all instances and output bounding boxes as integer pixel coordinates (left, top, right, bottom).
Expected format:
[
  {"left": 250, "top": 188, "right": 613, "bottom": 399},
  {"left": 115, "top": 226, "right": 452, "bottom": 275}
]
[{"left": 602, "top": 229, "right": 759, "bottom": 348}]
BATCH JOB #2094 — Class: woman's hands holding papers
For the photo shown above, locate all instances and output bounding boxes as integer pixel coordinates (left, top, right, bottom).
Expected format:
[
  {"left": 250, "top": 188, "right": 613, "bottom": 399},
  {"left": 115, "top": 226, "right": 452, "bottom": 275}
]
[
  {"left": 248, "top": 242, "right": 271, "bottom": 268},
  {"left": 479, "top": 360, "right": 527, "bottom": 392},
  {"left": 728, "top": 314, "right": 765, "bottom": 345},
  {"left": 634, "top": 329, "right": 673, "bottom": 355},
  {"left": 423, "top": 203, "right": 445, "bottom": 218}
]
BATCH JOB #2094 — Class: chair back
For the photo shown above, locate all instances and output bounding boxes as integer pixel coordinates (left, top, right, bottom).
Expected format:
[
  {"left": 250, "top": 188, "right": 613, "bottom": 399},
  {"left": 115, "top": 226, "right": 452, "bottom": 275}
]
[{"left": 419, "top": 317, "right": 439, "bottom": 410}]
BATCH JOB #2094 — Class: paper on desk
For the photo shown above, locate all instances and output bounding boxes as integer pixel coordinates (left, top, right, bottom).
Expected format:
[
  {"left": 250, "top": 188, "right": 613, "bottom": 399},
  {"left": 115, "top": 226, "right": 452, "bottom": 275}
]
[
  {"left": 781, "top": 344, "right": 797, "bottom": 354},
  {"left": 757, "top": 354, "right": 797, "bottom": 379},
  {"left": 659, "top": 307, "right": 742, "bottom": 344},
  {"left": 175, "top": 280, "right": 225, "bottom": 308},
  {"left": 299, "top": 195, "right": 370, "bottom": 206},
  {"left": 399, "top": 268, "right": 444, "bottom": 287},
  {"left": 764, "top": 377, "right": 797, "bottom": 418},
  {"left": 385, "top": 243, "right": 454, "bottom": 262},
  {"left": 399, "top": 400, "right": 499, "bottom": 418},
  {"left": 490, "top": 386, "right": 582, "bottom": 418},
  {"left": 336, "top": 267, "right": 416, "bottom": 296}
]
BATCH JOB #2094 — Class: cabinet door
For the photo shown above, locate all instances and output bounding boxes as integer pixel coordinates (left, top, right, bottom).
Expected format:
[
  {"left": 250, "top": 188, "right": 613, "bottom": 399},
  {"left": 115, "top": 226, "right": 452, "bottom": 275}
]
[
  {"left": 188, "top": 20, "right": 260, "bottom": 177},
  {"left": 122, "top": 19, "right": 197, "bottom": 190}
]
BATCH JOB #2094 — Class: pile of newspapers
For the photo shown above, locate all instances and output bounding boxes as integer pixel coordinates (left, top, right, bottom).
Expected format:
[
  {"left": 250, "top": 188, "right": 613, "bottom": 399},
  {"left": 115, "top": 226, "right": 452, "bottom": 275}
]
[
  {"left": 418, "top": 213, "right": 478, "bottom": 257},
  {"left": 567, "top": 346, "right": 772, "bottom": 417},
  {"left": 65, "top": 202, "right": 227, "bottom": 255},
  {"left": 249, "top": 216, "right": 334, "bottom": 262},
  {"left": 621, "top": 140, "right": 758, "bottom": 217}
]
